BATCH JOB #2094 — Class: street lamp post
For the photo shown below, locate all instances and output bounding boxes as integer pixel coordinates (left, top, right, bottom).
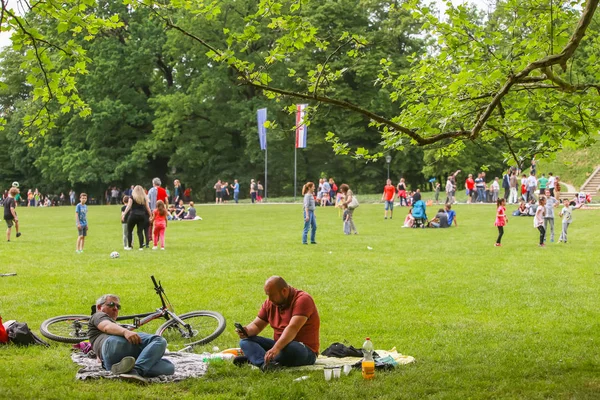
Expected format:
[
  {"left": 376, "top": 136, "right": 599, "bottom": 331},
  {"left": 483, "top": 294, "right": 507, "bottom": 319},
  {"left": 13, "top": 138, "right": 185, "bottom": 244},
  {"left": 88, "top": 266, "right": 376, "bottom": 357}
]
[{"left": 385, "top": 155, "right": 392, "bottom": 180}]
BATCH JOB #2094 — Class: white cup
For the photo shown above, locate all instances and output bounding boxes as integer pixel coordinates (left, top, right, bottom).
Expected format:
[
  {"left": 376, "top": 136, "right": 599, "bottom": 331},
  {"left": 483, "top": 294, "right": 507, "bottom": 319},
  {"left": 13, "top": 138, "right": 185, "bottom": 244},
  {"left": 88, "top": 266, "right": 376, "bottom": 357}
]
[
  {"left": 324, "top": 367, "right": 333, "bottom": 381},
  {"left": 343, "top": 364, "right": 352, "bottom": 375},
  {"left": 332, "top": 367, "right": 341, "bottom": 379}
]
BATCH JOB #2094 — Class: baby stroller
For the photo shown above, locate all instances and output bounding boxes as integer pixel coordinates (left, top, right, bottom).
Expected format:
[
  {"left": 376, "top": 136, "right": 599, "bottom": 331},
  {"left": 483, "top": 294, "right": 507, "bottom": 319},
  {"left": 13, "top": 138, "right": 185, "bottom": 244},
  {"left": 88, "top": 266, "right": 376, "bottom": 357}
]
[{"left": 412, "top": 200, "right": 428, "bottom": 228}]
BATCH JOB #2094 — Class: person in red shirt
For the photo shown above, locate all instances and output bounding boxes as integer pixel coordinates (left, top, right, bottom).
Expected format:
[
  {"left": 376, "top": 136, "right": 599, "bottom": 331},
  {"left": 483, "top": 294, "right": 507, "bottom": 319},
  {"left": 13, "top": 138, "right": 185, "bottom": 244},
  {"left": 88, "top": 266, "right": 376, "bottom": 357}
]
[
  {"left": 235, "top": 276, "right": 320, "bottom": 371},
  {"left": 382, "top": 179, "right": 396, "bottom": 219},
  {"left": 465, "top": 174, "right": 475, "bottom": 204}
]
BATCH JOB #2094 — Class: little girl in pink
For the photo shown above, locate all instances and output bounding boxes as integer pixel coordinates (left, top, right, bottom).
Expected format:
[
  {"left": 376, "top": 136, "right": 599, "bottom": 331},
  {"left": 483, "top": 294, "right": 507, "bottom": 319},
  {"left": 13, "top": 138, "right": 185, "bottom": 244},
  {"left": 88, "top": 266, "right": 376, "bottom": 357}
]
[
  {"left": 152, "top": 200, "right": 168, "bottom": 250},
  {"left": 495, "top": 198, "right": 507, "bottom": 246}
]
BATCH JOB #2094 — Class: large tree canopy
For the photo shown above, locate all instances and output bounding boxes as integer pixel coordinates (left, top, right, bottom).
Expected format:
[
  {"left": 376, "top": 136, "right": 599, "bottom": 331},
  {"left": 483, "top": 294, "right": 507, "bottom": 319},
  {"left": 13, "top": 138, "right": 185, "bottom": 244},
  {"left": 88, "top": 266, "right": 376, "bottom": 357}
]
[{"left": 0, "top": 0, "right": 598, "bottom": 196}]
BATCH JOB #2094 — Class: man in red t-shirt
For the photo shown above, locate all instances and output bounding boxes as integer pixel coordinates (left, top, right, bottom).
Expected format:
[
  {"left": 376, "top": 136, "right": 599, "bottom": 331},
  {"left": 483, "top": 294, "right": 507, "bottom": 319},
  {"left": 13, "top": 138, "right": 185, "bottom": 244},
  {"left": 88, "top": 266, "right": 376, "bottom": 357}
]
[
  {"left": 465, "top": 174, "right": 475, "bottom": 204},
  {"left": 382, "top": 179, "right": 396, "bottom": 219},
  {"left": 235, "top": 276, "right": 320, "bottom": 371}
]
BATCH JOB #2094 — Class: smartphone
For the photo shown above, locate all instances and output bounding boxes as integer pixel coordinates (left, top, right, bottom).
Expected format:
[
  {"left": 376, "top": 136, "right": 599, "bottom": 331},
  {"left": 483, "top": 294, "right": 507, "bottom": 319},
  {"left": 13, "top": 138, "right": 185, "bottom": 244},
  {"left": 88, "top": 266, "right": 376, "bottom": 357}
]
[{"left": 234, "top": 322, "right": 248, "bottom": 337}]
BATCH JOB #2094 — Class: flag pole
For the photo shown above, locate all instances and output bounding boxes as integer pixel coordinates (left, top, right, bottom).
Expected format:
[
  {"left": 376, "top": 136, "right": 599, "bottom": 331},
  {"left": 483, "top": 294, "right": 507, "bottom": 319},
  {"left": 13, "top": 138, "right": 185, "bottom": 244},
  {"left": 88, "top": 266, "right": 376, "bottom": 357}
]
[
  {"left": 265, "top": 147, "right": 268, "bottom": 201},
  {"left": 294, "top": 147, "right": 297, "bottom": 201}
]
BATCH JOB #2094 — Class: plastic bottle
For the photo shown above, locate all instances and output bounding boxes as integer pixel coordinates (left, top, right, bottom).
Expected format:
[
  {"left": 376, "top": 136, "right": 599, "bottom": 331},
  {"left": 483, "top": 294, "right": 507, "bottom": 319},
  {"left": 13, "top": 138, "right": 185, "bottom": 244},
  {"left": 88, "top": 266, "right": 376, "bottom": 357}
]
[{"left": 362, "top": 337, "right": 375, "bottom": 380}]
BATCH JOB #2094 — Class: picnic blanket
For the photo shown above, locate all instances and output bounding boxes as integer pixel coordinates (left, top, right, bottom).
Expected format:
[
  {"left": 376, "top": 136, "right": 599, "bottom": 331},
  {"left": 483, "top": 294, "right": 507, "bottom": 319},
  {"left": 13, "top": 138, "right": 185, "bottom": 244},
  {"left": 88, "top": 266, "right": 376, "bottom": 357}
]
[
  {"left": 72, "top": 351, "right": 208, "bottom": 382},
  {"left": 289, "top": 348, "right": 415, "bottom": 371}
]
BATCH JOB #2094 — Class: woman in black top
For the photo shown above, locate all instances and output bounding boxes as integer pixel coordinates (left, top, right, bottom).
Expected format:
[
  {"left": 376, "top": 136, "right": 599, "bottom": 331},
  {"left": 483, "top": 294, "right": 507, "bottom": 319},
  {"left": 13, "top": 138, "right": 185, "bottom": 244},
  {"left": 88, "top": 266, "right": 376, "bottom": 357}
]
[{"left": 122, "top": 185, "right": 152, "bottom": 250}]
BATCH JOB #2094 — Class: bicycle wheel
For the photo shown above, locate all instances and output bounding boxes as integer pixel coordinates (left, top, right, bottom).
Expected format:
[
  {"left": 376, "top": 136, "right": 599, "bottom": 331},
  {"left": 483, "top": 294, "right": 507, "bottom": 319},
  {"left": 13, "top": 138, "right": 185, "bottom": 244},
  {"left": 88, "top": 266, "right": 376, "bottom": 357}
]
[
  {"left": 40, "top": 315, "right": 90, "bottom": 343},
  {"left": 155, "top": 311, "right": 226, "bottom": 349}
]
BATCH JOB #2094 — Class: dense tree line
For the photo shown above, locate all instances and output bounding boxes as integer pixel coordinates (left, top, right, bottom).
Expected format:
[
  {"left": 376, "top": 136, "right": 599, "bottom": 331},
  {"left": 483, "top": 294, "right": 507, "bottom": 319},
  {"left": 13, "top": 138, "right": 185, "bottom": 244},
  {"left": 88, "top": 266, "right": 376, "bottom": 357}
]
[{"left": 0, "top": 0, "right": 431, "bottom": 200}]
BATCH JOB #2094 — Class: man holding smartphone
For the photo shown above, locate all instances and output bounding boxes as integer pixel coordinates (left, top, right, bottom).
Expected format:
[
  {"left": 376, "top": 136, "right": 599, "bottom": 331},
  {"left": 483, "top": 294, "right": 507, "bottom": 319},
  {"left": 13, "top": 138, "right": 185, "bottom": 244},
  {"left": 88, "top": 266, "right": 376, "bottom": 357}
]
[{"left": 234, "top": 276, "right": 320, "bottom": 371}]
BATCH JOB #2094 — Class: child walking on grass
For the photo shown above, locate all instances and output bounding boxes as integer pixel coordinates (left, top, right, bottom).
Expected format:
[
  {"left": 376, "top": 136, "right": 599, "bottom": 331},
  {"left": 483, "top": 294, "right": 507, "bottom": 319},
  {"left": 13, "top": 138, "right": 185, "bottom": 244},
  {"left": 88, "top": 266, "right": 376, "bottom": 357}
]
[
  {"left": 558, "top": 199, "right": 574, "bottom": 243},
  {"left": 494, "top": 198, "right": 507, "bottom": 246},
  {"left": 4, "top": 187, "right": 21, "bottom": 242},
  {"left": 342, "top": 205, "right": 351, "bottom": 235},
  {"left": 75, "top": 193, "right": 88, "bottom": 253},
  {"left": 152, "top": 200, "right": 168, "bottom": 250},
  {"left": 534, "top": 196, "right": 546, "bottom": 247}
]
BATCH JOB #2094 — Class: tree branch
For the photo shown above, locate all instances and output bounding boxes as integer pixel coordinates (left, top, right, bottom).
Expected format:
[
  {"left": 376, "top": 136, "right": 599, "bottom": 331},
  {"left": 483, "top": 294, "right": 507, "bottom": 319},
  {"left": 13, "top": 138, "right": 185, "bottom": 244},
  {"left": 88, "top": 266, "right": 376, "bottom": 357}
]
[
  {"left": 312, "top": 39, "right": 352, "bottom": 98},
  {"left": 469, "top": 0, "right": 599, "bottom": 138}
]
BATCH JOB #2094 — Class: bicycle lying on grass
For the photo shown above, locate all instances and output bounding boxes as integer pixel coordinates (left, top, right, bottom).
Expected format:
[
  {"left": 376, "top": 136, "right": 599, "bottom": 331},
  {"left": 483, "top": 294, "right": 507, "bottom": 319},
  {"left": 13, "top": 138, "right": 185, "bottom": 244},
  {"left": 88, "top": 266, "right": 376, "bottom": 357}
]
[{"left": 40, "top": 276, "right": 226, "bottom": 351}]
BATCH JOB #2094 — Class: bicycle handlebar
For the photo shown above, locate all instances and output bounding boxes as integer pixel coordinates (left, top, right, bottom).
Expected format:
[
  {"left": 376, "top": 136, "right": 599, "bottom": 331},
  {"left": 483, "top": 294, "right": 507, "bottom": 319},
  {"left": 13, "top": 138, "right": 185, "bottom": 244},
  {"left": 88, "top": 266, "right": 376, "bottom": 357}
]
[{"left": 151, "top": 275, "right": 168, "bottom": 310}]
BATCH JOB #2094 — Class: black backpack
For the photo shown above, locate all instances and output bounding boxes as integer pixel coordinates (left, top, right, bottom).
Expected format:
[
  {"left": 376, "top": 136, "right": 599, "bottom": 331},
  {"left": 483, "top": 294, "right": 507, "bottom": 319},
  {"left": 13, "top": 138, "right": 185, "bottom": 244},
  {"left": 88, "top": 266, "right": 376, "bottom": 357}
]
[{"left": 7, "top": 322, "right": 50, "bottom": 347}]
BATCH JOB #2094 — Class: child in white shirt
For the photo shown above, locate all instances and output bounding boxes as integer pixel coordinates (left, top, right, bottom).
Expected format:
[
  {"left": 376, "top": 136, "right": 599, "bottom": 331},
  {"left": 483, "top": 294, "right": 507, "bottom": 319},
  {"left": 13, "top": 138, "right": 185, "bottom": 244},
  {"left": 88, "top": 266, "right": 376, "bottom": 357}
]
[{"left": 558, "top": 199, "right": 574, "bottom": 243}]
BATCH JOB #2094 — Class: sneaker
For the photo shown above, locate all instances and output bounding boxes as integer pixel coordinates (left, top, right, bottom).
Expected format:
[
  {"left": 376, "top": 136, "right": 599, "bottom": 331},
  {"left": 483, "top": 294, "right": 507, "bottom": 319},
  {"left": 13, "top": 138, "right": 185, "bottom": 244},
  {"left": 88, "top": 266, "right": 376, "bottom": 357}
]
[
  {"left": 139, "top": 248, "right": 144, "bottom": 251},
  {"left": 494, "top": 243, "right": 501, "bottom": 247},
  {"left": 119, "top": 370, "right": 148, "bottom": 384},
  {"left": 550, "top": 239, "right": 554, "bottom": 243},
  {"left": 124, "top": 247, "right": 132, "bottom": 251},
  {"left": 310, "top": 242, "right": 317, "bottom": 245},
  {"left": 384, "top": 217, "right": 387, "bottom": 220},
  {"left": 16, "top": 232, "right": 21, "bottom": 238},
  {"left": 302, "top": 242, "right": 308, "bottom": 245},
  {"left": 233, "top": 355, "right": 249, "bottom": 367},
  {"left": 75, "top": 250, "right": 81, "bottom": 254},
  {"left": 152, "top": 246, "right": 158, "bottom": 250},
  {"left": 160, "top": 248, "right": 165, "bottom": 250},
  {"left": 260, "top": 362, "right": 282, "bottom": 373},
  {"left": 110, "top": 356, "right": 136, "bottom": 375},
  {"left": 539, "top": 244, "right": 545, "bottom": 247}
]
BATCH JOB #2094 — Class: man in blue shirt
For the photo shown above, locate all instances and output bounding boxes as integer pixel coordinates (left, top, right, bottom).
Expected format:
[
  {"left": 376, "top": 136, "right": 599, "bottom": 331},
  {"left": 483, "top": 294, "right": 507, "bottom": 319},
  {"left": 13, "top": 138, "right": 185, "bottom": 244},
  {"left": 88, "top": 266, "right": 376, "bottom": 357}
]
[
  {"left": 445, "top": 203, "right": 457, "bottom": 227},
  {"left": 75, "top": 193, "right": 88, "bottom": 253},
  {"left": 231, "top": 180, "right": 240, "bottom": 203}
]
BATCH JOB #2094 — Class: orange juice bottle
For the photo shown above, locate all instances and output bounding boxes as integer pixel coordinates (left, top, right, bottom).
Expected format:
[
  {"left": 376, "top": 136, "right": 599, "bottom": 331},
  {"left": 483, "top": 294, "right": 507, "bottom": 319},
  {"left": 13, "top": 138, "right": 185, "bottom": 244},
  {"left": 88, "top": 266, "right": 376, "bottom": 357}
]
[{"left": 361, "top": 337, "right": 375, "bottom": 380}]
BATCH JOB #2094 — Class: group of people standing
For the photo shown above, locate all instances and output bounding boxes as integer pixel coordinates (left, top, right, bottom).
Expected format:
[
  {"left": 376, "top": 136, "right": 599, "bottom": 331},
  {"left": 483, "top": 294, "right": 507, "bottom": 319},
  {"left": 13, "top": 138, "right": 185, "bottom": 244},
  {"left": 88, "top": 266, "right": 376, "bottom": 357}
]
[
  {"left": 119, "top": 178, "right": 192, "bottom": 251},
  {"left": 459, "top": 169, "right": 562, "bottom": 205},
  {"left": 301, "top": 182, "right": 358, "bottom": 244},
  {"left": 213, "top": 179, "right": 264, "bottom": 204}
]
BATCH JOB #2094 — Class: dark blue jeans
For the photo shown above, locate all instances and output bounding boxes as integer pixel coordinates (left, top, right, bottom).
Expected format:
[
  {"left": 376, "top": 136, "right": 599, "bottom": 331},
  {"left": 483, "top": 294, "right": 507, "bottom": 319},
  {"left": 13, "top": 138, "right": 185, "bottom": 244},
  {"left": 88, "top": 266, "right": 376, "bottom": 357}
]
[
  {"left": 101, "top": 333, "right": 174, "bottom": 377},
  {"left": 234, "top": 192, "right": 239, "bottom": 203},
  {"left": 239, "top": 336, "right": 317, "bottom": 367},
  {"left": 477, "top": 187, "right": 485, "bottom": 202},
  {"left": 302, "top": 210, "right": 317, "bottom": 244}
]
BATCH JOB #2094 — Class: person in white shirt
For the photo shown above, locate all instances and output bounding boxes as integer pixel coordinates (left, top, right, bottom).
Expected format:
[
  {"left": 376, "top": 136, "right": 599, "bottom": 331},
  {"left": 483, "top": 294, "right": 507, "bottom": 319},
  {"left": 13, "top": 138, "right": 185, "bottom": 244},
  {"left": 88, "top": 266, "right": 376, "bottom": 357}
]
[
  {"left": 547, "top": 173, "right": 556, "bottom": 197},
  {"left": 491, "top": 177, "right": 500, "bottom": 203},
  {"left": 445, "top": 178, "right": 453, "bottom": 204},
  {"left": 558, "top": 199, "right": 574, "bottom": 243},
  {"left": 527, "top": 172, "right": 537, "bottom": 202},
  {"left": 543, "top": 189, "right": 559, "bottom": 243}
]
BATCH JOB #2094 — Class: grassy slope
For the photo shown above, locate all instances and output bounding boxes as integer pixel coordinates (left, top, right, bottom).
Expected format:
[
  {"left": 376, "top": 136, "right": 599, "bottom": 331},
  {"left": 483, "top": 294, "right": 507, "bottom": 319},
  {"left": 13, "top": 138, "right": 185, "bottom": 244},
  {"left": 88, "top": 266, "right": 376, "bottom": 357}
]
[
  {"left": 537, "top": 141, "right": 600, "bottom": 190},
  {"left": 1, "top": 204, "right": 600, "bottom": 399}
]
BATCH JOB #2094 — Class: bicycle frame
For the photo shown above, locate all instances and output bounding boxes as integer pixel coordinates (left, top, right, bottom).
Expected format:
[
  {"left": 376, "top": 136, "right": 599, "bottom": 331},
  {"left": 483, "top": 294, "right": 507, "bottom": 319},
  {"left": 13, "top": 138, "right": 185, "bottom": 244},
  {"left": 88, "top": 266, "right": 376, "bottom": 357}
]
[{"left": 119, "top": 276, "right": 196, "bottom": 339}]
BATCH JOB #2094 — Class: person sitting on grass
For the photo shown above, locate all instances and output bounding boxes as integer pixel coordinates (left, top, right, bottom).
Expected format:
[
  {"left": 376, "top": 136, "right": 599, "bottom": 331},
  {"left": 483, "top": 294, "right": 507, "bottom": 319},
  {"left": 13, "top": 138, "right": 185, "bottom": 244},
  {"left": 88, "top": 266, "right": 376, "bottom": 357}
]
[
  {"left": 174, "top": 199, "right": 187, "bottom": 220},
  {"left": 88, "top": 294, "right": 175, "bottom": 383},
  {"left": 527, "top": 199, "right": 537, "bottom": 216},
  {"left": 402, "top": 208, "right": 415, "bottom": 228},
  {"left": 513, "top": 200, "right": 528, "bottom": 216},
  {"left": 183, "top": 201, "right": 197, "bottom": 220},
  {"left": 429, "top": 208, "right": 449, "bottom": 228},
  {"left": 167, "top": 204, "right": 177, "bottom": 220},
  {"left": 235, "top": 276, "right": 320, "bottom": 372},
  {"left": 445, "top": 203, "right": 457, "bottom": 227}
]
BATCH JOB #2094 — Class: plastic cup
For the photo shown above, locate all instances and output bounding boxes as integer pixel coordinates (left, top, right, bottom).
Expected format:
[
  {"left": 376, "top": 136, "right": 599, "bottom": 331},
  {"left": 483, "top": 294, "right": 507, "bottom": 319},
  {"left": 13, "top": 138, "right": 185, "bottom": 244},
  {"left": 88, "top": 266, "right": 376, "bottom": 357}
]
[
  {"left": 333, "top": 367, "right": 341, "bottom": 379},
  {"left": 343, "top": 364, "right": 352, "bottom": 375},
  {"left": 324, "top": 367, "right": 333, "bottom": 381}
]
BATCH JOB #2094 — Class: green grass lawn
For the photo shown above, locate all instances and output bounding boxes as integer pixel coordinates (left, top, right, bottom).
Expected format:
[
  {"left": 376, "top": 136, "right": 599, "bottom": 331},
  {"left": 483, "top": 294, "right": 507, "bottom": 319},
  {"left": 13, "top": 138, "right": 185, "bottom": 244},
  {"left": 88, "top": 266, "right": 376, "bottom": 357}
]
[{"left": 1, "top": 203, "right": 600, "bottom": 399}]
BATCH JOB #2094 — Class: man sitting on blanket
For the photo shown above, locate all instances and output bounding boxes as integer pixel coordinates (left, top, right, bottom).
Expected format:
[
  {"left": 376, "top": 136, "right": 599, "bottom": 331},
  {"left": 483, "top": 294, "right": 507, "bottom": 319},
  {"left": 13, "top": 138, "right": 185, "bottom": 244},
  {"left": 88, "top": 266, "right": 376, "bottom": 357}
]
[
  {"left": 235, "top": 276, "right": 320, "bottom": 371},
  {"left": 88, "top": 294, "right": 175, "bottom": 383}
]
